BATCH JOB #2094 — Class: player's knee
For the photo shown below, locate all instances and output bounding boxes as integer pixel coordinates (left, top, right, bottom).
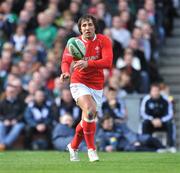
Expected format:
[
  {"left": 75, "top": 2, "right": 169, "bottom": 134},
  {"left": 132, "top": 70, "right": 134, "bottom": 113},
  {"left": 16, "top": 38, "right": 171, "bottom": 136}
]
[
  {"left": 83, "top": 104, "right": 97, "bottom": 120},
  {"left": 87, "top": 111, "right": 96, "bottom": 120},
  {"left": 87, "top": 107, "right": 97, "bottom": 120}
]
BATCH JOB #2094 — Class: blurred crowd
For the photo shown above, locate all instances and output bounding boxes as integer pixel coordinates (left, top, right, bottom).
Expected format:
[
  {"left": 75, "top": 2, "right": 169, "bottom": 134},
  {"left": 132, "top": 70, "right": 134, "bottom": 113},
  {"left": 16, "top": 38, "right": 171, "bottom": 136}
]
[{"left": 0, "top": 0, "right": 179, "bottom": 151}]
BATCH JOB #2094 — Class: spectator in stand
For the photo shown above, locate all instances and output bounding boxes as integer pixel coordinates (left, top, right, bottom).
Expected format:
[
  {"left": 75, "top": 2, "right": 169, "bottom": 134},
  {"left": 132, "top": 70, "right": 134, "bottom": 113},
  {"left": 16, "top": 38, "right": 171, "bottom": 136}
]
[
  {"left": 46, "top": 51, "right": 59, "bottom": 67},
  {"left": 10, "top": 24, "right": 26, "bottom": 54},
  {"left": 54, "top": 88, "right": 81, "bottom": 128},
  {"left": 107, "top": 69, "right": 127, "bottom": 98},
  {"left": 88, "top": 7, "right": 106, "bottom": 34},
  {"left": 2, "top": 42, "right": 15, "bottom": 56},
  {"left": 25, "top": 80, "right": 40, "bottom": 104},
  {"left": 141, "top": 23, "right": 152, "bottom": 64},
  {"left": 69, "top": 0, "right": 82, "bottom": 23},
  {"left": 18, "top": 60, "right": 32, "bottom": 89},
  {"left": 52, "top": 77, "right": 65, "bottom": 98},
  {"left": 46, "top": 60, "right": 58, "bottom": 78},
  {"left": 23, "top": 0, "right": 38, "bottom": 34},
  {"left": 26, "top": 34, "right": 37, "bottom": 45},
  {"left": 140, "top": 83, "right": 176, "bottom": 153},
  {"left": 132, "top": 26, "right": 162, "bottom": 83},
  {"left": 24, "top": 89, "right": 53, "bottom": 149},
  {"left": 128, "top": 38, "right": 150, "bottom": 92},
  {"left": 35, "top": 12, "right": 57, "bottom": 48},
  {"left": 39, "top": 65, "right": 52, "bottom": 89},
  {"left": 132, "top": 27, "right": 144, "bottom": 53},
  {"left": 62, "top": 14, "right": 77, "bottom": 42},
  {"left": 44, "top": 6, "right": 59, "bottom": 29},
  {"left": 95, "top": 1, "right": 112, "bottom": 28},
  {"left": 99, "top": 86, "right": 128, "bottom": 125},
  {"left": 116, "top": 48, "right": 141, "bottom": 71},
  {"left": 52, "top": 113, "right": 86, "bottom": 151},
  {"left": 0, "top": 1, "right": 17, "bottom": 39},
  {"left": 144, "top": 0, "right": 165, "bottom": 45},
  {"left": 18, "top": 10, "right": 31, "bottom": 29},
  {"left": 135, "top": 8, "right": 148, "bottom": 29},
  {"left": 26, "top": 34, "right": 47, "bottom": 63},
  {"left": 44, "top": 61, "right": 58, "bottom": 91},
  {"left": 111, "top": 15, "right": 131, "bottom": 48},
  {"left": 0, "top": 59, "right": 8, "bottom": 94},
  {"left": 159, "top": 83, "right": 174, "bottom": 104},
  {"left": 0, "top": 49, "right": 12, "bottom": 75},
  {"left": 0, "top": 85, "right": 25, "bottom": 151},
  {"left": 117, "top": 0, "right": 136, "bottom": 25},
  {"left": 25, "top": 41, "right": 46, "bottom": 64},
  {"left": 128, "top": 38, "right": 149, "bottom": 73},
  {"left": 119, "top": 10, "right": 134, "bottom": 32},
  {"left": 22, "top": 49, "right": 41, "bottom": 75},
  {"left": 96, "top": 115, "right": 121, "bottom": 152},
  {"left": 103, "top": 27, "right": 123, "bottom": 66},
  {"left": 144, "top": 0, "right": 156, "bottom": 26},
  {"left": 52, "top": 113, "right": 74, "bottom": 151},
  {"left": 117, "top": 0, "right": 129, "bottom": 13},
  {"left": 31, "top": 71, "right": 45, "bottom": 89},
  {"left": 54, "top": 26, "right": 68, "bottom": 47},
  {"left": 1, "top": 73, "right": 16, "bottom": 96},
  {"left": 18, "top": 9, "right": 37, "bottom": 35},
  {"left": 10, "top": 64, "right": 20, "bottom": 77},
  {"left": 119, "top": 48, "right": 141, "bottom": 93},
  {"left": 8, "top": 77, "right": 28, "bottom": 108},
  {"left": 31, "top": 70, "right": 52, "bottom": 99},
  {"left": 96, "top": 115, "right": 165, "bottom": 152}
]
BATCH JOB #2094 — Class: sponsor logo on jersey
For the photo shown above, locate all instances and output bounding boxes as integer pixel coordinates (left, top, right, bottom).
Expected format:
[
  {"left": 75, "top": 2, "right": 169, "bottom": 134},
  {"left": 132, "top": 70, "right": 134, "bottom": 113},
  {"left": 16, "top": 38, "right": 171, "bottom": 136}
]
[{"left": 83, "top": 56, "right": 99, "bottom": 60}]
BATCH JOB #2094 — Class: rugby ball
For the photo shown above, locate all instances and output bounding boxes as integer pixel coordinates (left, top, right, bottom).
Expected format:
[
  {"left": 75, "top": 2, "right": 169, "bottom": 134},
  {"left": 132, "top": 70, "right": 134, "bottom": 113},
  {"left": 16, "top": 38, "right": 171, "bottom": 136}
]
[{"left": 67, "top": 37, "right": 86, "bottom": 60}]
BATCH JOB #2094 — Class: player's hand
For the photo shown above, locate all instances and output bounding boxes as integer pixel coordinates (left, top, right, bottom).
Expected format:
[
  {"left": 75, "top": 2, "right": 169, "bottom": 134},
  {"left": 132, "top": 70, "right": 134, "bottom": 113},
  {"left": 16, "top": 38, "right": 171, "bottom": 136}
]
[
  {"left": 73, "top": 60, "right": 88, "bottom": 71},
  {"left": 60, "top": 72, "right": 70, "bottom": 83}
]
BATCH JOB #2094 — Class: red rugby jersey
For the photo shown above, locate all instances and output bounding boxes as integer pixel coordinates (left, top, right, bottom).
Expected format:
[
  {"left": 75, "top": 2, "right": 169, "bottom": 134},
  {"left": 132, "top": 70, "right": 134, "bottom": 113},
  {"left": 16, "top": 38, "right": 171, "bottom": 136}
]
[{"left": 61, "top": 34, "right": 113, "bottom": 90}]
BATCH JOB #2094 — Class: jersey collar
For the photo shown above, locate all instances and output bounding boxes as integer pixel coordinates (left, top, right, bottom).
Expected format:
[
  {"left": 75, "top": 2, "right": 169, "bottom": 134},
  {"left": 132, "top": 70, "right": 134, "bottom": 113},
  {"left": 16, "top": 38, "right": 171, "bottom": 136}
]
[{"left": 81, "top": 34, "right": 97, "bottom": 43}]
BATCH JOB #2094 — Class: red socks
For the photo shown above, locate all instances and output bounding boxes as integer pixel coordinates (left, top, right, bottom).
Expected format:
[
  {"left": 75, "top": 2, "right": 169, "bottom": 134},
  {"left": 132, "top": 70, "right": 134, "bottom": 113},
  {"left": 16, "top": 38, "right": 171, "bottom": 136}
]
[
  {"left": 71, "top": 122, "right": 84, "bottom": 149},
  {"left": 82, "top": 120, "right": 96, "bottom": 150},
  {"left": 71, "top": 120, "right": 96, "bottom": 150}
]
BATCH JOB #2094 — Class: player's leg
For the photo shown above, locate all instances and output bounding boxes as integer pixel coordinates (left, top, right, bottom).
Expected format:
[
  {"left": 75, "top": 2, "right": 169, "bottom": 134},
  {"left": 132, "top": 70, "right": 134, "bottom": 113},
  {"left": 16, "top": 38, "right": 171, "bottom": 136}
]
[
  {"left": 77, "top": 95, "right": 99, "bottom": 162},
  {"left": 66, "top": 121, "right": 83, "bottom": 161},
  {"left": 67, "top": 84, "right": 86, "bottom": 161},
  {"left": 67, "top": 143, "right": 80, "bottom": 161},
  {"left": 69, "top": 83, "right": 100, "bottom": 161},
  {"left": 70, "top": 120, "right": 84, "bottom": 149}
]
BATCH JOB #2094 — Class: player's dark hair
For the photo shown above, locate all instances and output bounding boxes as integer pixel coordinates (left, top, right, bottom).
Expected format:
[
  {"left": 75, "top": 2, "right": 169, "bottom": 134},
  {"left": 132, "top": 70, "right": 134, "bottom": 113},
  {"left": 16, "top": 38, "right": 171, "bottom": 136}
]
[{"left": 77, "top": 14, "right": 99, "bottom": 34}]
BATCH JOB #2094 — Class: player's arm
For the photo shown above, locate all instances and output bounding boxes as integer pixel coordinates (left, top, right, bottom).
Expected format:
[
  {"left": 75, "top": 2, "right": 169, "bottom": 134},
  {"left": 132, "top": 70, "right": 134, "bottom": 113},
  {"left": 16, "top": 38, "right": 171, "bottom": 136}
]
[
  {"left": 88, "top": 36, "right": 113, "bottom": 69},
  {"left": 60, "top": 48, "right": 73, "bottom": 82}
]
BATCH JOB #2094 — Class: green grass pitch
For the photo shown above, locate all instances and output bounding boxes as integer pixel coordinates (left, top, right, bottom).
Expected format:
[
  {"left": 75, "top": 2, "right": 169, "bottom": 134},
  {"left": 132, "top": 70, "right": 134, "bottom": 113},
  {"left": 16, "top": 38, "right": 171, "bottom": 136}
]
[{"left": 0, "top": 151, "right": 180, "bottom": 173}]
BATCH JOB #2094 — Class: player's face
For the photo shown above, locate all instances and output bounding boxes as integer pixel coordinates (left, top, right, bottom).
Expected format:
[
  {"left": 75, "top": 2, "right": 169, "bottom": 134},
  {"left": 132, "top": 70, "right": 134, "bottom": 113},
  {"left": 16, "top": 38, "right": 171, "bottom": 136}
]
[{"left": 80, "top": 19, "right": 95, "bottom": 40}]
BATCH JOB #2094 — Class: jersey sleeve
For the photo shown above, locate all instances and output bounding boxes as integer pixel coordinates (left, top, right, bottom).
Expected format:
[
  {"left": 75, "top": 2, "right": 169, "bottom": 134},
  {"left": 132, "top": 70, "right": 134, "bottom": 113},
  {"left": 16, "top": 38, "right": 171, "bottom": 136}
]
[
  {"left": 61, "top": 47, "right": 73, "bottom": 73},
  {"left": 87, "top": 36, "right": 113, "bottom": 69}
]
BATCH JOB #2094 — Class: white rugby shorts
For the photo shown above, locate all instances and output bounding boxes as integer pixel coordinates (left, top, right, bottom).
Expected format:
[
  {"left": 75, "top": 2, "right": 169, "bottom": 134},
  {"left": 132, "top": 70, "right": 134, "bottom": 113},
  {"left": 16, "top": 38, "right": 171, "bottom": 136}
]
[{"left": 70, "top": 83, "right": 103, "bottom": 111}]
